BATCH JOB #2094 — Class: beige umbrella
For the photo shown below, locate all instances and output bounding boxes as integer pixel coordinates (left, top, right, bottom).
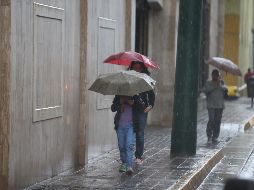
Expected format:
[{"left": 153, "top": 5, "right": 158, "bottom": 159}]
[
  {"left": 206, "top": 57, "right": 242, "bottom": 76},
  {"left": 88, "top": 70, "right": 155, "bottom": 96}
]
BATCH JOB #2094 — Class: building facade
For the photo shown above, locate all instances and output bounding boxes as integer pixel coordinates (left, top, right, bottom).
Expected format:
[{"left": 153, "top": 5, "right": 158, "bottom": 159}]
[
  {"left": 0, "top": 0, "right": 226, "bottom": 189},
  {"left": 1, "top": 0, "right": 82, "bottom": 189},
  {"left": 224, "top": 0, "right": 254, "bottom": 87},
  {"left": 0, "top": 0, "right": 137, "bottom": 189}
]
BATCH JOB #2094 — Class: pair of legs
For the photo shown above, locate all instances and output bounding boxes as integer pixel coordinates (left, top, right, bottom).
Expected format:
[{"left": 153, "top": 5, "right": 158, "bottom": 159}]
[
  {"left": 116, "top": 123, "right": 134, "bottom": 169},
  {"left": 206, "top": 108, "right": 223, "bottom": 140},
  {"left": 135, "top": 112, "right": 147, "bottom": 159}
]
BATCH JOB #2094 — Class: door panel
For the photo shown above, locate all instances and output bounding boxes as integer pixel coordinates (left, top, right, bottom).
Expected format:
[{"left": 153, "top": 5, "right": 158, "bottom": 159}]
[
  {"left": 96, "top": 17, "right": 116, "bottom": 109},
  {"left": 33, "top": 3, "right": 64, "bottom": 121},
  {"left": 86, "top": 0, "right": 126, "bottom": 159}
]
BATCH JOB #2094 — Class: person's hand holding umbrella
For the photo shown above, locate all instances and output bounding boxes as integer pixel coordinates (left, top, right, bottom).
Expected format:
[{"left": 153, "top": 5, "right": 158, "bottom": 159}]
[{"left": 144, "top": 105, "right": 152, "bottom": 113}]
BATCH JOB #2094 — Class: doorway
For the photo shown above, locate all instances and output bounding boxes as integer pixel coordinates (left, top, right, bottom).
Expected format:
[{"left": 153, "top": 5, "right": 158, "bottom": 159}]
[{"left": 135, "top": 0, "right": 150, "bottom": 55}]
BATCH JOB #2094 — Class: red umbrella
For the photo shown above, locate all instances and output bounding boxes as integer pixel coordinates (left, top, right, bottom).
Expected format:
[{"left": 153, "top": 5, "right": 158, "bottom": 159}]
[{"left": 103, "top": 51, "right": 160, "bottom": 69}]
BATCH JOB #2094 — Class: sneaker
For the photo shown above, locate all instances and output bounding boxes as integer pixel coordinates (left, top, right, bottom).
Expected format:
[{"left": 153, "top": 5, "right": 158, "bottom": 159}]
[
  {"left": 135, "top": 158, "right": 143, "bottom": 165},
  {"left": 126, "top": 167, "right": 134, "bottom": 175},
  {"left": 119, "top": 163, "right": 127, "bottom": 172}
]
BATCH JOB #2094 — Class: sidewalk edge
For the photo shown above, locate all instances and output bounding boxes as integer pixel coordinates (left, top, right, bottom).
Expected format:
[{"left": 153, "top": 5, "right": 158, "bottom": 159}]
[
  {"left": 169, "top": 148, "right": 223, "bottom": 190},
  {"left": 244, "top": 115, "right": 254, "bottom": 131}
]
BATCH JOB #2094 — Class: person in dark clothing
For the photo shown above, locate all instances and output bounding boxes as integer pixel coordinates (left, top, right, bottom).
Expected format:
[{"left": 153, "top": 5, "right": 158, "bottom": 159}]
[
  {"left": 111, "top": 95, "right": 145, "bottom": 174},
  {"left": 244, "top": 68, "right": 254, "bottom": 83},
  {"left": 202, "top": 69, "right": 226, "bottom": 143},
  {"left": 128, "top": 61, "right": 155, "bottom": 164}
]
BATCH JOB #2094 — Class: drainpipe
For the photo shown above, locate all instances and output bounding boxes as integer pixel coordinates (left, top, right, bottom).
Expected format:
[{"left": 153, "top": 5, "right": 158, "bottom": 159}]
[{"left": 171, "top": 0, "right": 203, "bottom": 157}]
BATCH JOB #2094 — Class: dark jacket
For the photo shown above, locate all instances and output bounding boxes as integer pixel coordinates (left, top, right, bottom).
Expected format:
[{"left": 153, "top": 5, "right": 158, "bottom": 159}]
[
  {"left": 139, "top": 90, "right": 155, "bottom": 108},
  {"left": 111, "top": 95, "right": 145, "bottom": 132}
]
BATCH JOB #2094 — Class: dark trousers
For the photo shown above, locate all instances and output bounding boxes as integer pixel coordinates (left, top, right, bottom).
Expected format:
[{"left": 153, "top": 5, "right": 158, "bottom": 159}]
[
  {"left": 206, "top": 108, "right": 223, "bottom": 139},
  {"left": 135, "top": 112, "right": 147, "bottom": 159}
]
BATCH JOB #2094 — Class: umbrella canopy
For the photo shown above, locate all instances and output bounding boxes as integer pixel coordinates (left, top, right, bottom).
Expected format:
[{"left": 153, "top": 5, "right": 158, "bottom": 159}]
[
  {"left": 206, "top": 57, "right": 242, "bottom": 76},
  {"left": 103, "top": 51, "right": 160, "bottom": 69},
  {"left": 88, "top": 70, "right": 156, "bottom": 96}
]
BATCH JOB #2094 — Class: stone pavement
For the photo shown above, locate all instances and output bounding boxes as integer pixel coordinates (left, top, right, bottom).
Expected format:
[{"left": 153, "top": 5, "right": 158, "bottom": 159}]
[
  {"left": 26, "top": 97, "right": 254, "bottom": 190},
  {"left": 198, "top": 125, "right": 254, "bottom": 190}
]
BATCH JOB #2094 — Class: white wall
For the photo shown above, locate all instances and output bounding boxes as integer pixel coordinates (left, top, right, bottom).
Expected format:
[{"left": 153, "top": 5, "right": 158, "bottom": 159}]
[
  {"left": 9, "top": 0, "right": 81, "bottom": 189},
  {"left": 209, "top": 0, "right": 225, "bottom": 78},
  {"left": 86, "top": 0, "right": 130, "bottom": 159}
]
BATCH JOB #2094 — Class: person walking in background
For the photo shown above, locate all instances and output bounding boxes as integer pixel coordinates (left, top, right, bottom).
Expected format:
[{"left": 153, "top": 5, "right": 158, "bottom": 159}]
[
  {"left": 128, "top": 61, "right": 155, "bottom": 164},
  {"left": 244, "top": 68, "right": 254, "bottom": 83},
  {"left": 203, "top": 69, "right": 226, "bottom": 143},
  {"left": 111, "top": 95, "right": 144, "bottom": 174}
]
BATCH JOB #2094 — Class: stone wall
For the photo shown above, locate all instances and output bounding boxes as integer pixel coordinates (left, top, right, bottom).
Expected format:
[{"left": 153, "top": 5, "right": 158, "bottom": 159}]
[{"left": 147, "top": 0, "right": 179, "bottom": 127}]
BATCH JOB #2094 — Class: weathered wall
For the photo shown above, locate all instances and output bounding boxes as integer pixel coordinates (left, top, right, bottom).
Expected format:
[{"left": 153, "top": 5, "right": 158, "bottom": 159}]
[
  {"left": 79, "top": 0, "right": 88, "bottom": 166},
  {"left": 125, "top": 0, "right": 136, "bottom": 50},
  {"left": 0, "top": 0, "right": 11, "bottom": 189},
  {"left": 210, "top": 0, "right": 223, "bottom": 57},
  {"left": 208, "top": 0, "right": 225, "bottom": 78},
  {"left": 147, "top": 0, "right": 179, "bottom": 127},
  {"left": 86, "top": 0, "right": 134, "bottom": 159},
  {"left": 224, "top": 0, "right": 239, "bottom": 86},
  {"left": 9, "top": 0, "right": 81, "bottom": 189},
  {"left": 239, "top": 0, "right": 254, "bottom": 86}
]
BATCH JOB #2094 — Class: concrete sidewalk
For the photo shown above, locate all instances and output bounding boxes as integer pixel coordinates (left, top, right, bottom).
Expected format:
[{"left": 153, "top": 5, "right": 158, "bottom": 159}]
[{"left": 26, "top": 97, "right": 254, "bottom": 190}]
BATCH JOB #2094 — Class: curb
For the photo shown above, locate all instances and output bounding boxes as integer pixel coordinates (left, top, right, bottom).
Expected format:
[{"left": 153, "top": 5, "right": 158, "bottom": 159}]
[
  {"left": 243, "top": 115, "right": 254, "bottom": 131},
  {"left": 169, "top": 148, "right": 223, "bottom": 190}
]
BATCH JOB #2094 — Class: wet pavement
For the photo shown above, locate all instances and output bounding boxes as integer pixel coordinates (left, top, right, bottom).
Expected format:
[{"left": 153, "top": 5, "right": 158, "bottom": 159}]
[
  {"left": 26, "top": 97, "right": 254, "bottom": 190},
  {"left": 198, "top": 128, "right": 254, "bottom": 190}
]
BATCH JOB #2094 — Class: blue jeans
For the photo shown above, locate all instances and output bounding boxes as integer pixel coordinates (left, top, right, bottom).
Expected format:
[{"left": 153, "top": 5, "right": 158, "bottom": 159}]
[
  {"left": 116, "top": 123, "right": 134, "bottom": 167},
  {"left": 135, "top": 112, "right": 147, "bottom": 159}
]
